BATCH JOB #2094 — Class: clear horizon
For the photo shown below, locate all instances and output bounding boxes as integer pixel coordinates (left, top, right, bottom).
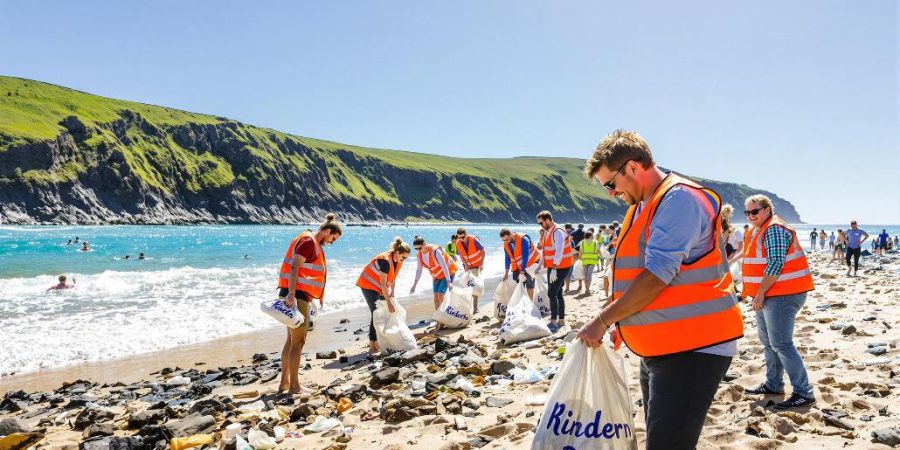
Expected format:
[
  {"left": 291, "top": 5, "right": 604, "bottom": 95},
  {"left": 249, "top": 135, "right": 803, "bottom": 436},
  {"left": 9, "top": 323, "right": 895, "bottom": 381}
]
[{"left": 1, "top": 1, "right": 897, "bottom": 223}]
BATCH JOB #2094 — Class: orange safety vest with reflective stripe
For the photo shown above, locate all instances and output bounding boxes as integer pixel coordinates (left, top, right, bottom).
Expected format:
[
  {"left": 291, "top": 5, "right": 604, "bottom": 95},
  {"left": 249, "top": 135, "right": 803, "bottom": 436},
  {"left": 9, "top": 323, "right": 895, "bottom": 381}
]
[
  {"left": 503, "top": 233, "right": 540, "bottom": 272},
  {"left": 278, "top": 231, "right": 327, "bottom": 300},
  {"left": 456, "top": 235, "right": 485, "bottom": 268},
  {"left": 741, "top": 214, "right": 814, "bottom": 298},
  {"left": 418, "top": 244, "right": 458, "bottom": 280},
  {"left": 540, "top": 223, "right": 574, "bottom": 269},
  {"left": 356, "top": 251, "right": 402, "bottom": 296},
  {"left": 611, "top": 174, "right": 743, "bottom": 357}
]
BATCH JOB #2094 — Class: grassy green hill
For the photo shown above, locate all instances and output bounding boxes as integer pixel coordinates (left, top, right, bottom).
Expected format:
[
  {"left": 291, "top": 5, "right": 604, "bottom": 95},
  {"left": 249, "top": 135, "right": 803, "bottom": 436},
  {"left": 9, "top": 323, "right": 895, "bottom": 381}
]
[{"left": 0, "top": 76, "right": 801, "bottom": 224}]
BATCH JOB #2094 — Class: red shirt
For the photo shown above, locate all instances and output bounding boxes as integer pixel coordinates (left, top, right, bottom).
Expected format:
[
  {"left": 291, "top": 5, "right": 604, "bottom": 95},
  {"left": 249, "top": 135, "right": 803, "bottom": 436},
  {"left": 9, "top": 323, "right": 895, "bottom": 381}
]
[{"left": 293, "top": 236, "right": 320, "bottom": 263}]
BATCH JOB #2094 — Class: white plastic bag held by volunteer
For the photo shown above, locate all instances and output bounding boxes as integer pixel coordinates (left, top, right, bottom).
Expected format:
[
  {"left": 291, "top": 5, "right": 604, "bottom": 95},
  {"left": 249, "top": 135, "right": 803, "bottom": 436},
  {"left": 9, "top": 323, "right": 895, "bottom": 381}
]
[
  {"left": 260, "top": 299, "right": 305, "bottom": 328},
  {"left": 531, "top": 340, "right": 637, "bottom": 450},
  {"left": 493, "top": 278, "right": 516, "bottom": 320},
  {"left": 572, "top": 259, "right": 586, "bottom": 281},
  {"left": 532, "top": 275, "right": 551, "bottom": 318},
  {"left": 373, "top": 300, "right": 417, "bottom": 354},
  {"left": 458, "top": 269, "right": 485, "bottom": 297},
  {"left": 433, "top": 285, "right": 474, "bottom": 328},
  {"left": 499, "top": 281, "right": 551, "bottom": 345}
]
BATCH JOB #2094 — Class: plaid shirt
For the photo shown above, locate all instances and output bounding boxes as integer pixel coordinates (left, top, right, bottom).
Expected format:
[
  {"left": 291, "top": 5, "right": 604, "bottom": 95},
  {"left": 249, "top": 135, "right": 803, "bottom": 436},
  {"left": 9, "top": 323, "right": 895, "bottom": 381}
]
[{"left": 762, "top": 225, "right": 794, "bottom": 276}]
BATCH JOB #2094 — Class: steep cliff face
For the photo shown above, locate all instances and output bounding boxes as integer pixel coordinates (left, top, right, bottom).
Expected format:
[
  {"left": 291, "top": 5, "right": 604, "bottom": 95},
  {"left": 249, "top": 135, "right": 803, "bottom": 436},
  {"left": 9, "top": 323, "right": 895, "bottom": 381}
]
[{"left": 0, "top": 76, "right": 802, "bottom": 224}]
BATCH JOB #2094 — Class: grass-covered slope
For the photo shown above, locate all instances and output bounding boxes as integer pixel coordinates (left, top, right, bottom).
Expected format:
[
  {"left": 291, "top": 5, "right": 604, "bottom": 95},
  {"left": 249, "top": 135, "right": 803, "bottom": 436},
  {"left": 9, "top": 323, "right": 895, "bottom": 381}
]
[{"left": 0, "top": 76, "right": 802, "bottom": 224}]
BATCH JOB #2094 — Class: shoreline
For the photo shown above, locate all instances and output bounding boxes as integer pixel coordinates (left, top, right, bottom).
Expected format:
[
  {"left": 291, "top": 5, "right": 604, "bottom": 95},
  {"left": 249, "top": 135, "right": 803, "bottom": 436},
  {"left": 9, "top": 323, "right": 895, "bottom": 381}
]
[{"left": 0, "top": 277, "right": 503, "bottom": 393}]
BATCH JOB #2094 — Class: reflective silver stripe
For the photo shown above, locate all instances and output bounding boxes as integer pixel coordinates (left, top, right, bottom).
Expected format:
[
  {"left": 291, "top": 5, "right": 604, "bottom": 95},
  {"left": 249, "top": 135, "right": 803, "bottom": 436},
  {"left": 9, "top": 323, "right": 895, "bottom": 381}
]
[
  {"left": 670, "top": 265, "right": 726, "bottom": 286},
  {"left": 742, "top": 268, "right": 811, "bottom": 284},
  {"left": 744, "top": 250, "right": 805, "bottom": 266},
  {"left": 296, "top": 278, "right": 324, "bottom": 288},
  {"left": 283, "top": 257, "right": 292, "bottom": 265},
  {"left": 619, "top": 293, "right": 738, "bottom": 326},
  {"left": 361, "top": 272, "right": 381, "bottom": 288},
  {"left": 368, "top": 262, "right": 385, "bottom": 274},
  {"left": 301, "top": 263, "right": 324, "bottom": 271},
  {"left": 614, "top": 256, "right": 643, "bottom": 269}
]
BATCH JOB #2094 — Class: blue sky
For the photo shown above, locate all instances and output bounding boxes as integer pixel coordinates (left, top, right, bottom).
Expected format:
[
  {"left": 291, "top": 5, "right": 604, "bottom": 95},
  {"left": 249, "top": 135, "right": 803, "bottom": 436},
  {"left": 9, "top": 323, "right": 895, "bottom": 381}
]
[{"left": 2, "top": 1, "right": 897, "bottom": 223}]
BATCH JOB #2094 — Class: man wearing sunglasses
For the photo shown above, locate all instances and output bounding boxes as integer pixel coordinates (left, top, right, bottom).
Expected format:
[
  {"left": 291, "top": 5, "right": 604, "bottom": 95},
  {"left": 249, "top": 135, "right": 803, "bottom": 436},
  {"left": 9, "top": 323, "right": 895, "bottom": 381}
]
[{"left": 576, "top": 129, "right": 742, "bottom": 450}]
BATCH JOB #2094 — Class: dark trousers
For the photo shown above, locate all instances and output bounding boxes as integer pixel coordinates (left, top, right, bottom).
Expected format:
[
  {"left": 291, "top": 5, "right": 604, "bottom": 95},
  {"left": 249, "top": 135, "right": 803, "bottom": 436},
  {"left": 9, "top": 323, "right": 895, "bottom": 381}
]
[
  {"left": 845, "top": 247, "right": 861, "bottom": 271},
  {"left": 640, "top": 351, "right": 733, "bottom": 450},
  {"left": 361, "top": 288, "right": 382, "bottom": 342},
  {"left": 547, "top": 266, "right": 571, "bottom": 320}
]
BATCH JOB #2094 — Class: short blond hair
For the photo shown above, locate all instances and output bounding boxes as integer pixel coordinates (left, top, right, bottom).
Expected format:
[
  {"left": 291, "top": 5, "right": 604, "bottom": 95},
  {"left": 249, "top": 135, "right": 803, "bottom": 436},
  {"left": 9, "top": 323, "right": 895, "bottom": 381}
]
[{"left": 744, "top": 194, "right": 773, "bottom": 212}]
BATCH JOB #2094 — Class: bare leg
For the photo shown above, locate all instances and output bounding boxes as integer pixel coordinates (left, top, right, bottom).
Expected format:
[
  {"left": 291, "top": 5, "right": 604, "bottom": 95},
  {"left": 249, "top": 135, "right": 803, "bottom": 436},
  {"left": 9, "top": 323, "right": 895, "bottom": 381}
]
[
  {"left": 473, "top": 295, "right": 479, "bottom": 314},
  {"left": 287, "top": 301, "right": 312, "bottom": 394},
  {"left": 434, "top": 292, "right": 445, "bottom": 330},
  {"left": 278, "top": 327, "right": 291, "bottom": 392},
  {"left": 526, "top": 288, "right": 534, "bottom": 299}
]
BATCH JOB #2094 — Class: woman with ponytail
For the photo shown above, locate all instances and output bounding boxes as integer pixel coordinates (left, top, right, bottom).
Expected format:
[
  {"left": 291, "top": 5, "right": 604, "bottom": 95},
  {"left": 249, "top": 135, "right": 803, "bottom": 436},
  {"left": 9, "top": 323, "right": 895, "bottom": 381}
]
[
  {"left": 276, "top": 213, "right": 342, "bottom": 394},
  {"left": 356, "top": 237, "right": 412, "bottom": 354}
]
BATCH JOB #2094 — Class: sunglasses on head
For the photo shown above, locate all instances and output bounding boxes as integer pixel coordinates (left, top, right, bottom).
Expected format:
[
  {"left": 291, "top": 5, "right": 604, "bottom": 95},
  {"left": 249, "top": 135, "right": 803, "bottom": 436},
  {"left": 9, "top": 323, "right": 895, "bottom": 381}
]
[
  {"left": 602, "top": 160, "right": 632, "bottom": 191},
  {"left": 744, "top": 207, "right": 766, "bottom": 217}
]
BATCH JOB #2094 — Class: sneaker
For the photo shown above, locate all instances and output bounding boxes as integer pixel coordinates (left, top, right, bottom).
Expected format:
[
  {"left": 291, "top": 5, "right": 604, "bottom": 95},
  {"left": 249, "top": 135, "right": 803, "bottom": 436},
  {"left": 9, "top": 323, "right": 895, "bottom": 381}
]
[
  {"left": 745, "top": 384, "right": 785, "bottom": 396},
  {"left": 774, "top": 393, "right": 815, "bottom": 410}
]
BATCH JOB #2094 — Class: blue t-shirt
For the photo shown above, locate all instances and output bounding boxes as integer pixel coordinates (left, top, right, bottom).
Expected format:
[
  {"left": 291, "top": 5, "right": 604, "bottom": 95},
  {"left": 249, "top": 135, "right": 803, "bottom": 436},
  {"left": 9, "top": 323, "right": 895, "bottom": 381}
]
[
  {"left": 879, "top": 232, "right": 889, "bottom": 245},
  {"left": 847, "top": 229, "right": 867, "bottom": 249},
  {"left": 634, "top": 185, "right": 737, "bottom": 358}
]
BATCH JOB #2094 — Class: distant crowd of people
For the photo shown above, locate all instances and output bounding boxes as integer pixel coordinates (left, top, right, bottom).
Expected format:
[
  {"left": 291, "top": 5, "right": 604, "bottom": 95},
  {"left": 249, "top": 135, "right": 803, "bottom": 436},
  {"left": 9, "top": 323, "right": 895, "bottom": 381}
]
[{"left": 806, "top": 226, "right": 897, "bottom": 276}]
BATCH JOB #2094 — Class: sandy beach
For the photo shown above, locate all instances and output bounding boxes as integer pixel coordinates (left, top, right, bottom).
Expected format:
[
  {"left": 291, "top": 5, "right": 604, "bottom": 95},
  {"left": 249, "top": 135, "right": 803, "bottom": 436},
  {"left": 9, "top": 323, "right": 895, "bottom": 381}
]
[{"left": 2, "top": 253, "right": 899, "bottom": 449}]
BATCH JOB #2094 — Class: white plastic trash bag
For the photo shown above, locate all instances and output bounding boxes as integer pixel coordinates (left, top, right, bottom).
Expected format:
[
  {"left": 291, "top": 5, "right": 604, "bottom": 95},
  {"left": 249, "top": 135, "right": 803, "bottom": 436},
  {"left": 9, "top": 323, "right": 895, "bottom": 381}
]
[
  {"left": 260, "top": 299, "right": 305, "bottom": 328},
  {"left": 729, "top": 261, "right": 742, "bottom": 287},
  {"left": 433, "top": 286, "right": 474, "bottom": 328},
  {"left": 458, "top": 269, "right": 485, "bottom": 297},
  {"left": 308, "top": 300, "right": 318, "bottom": 331},
  {"left": 531, "top": 340, "right": 637, "bottom": 450},
  {"left": 533, "top": 276, "right": 551, "bottom": 318},
  {"left": 373, "top": 300, "right": 417, "bottom": 354},
  {"left": 493, "top": 278, "right": 517, "bottom": 320},
  {"left": 601, "top": 245, "right": 611, "bottom": 259},
  {"left": 500, "top": 281, "right": 551, "bottom": 345},
  {"left": 572, "top": 260, "right": 586, "bottom": 281}
]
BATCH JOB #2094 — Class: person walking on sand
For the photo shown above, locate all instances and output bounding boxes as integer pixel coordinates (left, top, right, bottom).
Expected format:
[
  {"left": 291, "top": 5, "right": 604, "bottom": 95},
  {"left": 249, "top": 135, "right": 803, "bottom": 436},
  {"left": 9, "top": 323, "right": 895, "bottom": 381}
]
[
  {"left": 501, "top": 228, "right": 540, "bottom": 298},
  {"left": 357, "top": 237, "right": 411, "bottom": 354},
  {"left": 277, "top": 213, "right": 342, "bottom": 394},
  {"left": 877, "top": 229, "right": 890, "bottom": 256},
  {"left": 828, "top": 231, "right": 836, "bottom": 252},
  {"left": 577, "top": 130, "right": 743, "bottom": 450},
  {"left": 575, "top": 230, "right": 600, "bottom": 294},
  {"left": 47, "top": 275, "right": 75, "bottom": 290},
  {"left": 809, "top": 228, "right": 817, "bottom": 252},
  {"left": 845, "top": 220, "right": 868, "bottom": 276},
  {"left": 455, "top": 228, "right": 485, "bottom": 313},
  {"left": 741, "top": 194, "right": 816, "bottom": 409},
  {"left": 819, "top": 230, "right": 827, "bottom": 252},
  {"left": 537, "top": 210, "right": 574, "bottom": 332},
  {"left": 410, "top": 236, "right": 457, "bottom": 329},
  {"left": 445, "top": 234, "right": 458, "bottom": 261}
]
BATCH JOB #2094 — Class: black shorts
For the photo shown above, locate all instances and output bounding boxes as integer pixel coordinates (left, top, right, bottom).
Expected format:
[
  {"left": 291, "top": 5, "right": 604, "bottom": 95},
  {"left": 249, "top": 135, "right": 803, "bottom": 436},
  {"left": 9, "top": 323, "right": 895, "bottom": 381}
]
[
  {"left": 512, "top": 270, "right": 535, "bottom": 289},
  {"left": 277, "top": 287, "right": 310, "bottom": 302}
]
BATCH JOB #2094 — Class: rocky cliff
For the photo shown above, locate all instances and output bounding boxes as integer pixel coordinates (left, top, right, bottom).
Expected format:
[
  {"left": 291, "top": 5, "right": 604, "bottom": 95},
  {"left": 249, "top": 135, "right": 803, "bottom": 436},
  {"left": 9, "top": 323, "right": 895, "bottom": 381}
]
[{"left": 0, "top": 76, "right": 802, "bottom": 224}]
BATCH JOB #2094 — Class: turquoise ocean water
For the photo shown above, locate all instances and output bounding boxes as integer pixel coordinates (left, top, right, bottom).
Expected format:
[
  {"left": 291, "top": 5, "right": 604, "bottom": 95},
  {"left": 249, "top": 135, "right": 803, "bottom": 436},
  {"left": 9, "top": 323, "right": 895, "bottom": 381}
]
[{"left": 0, "top": 222, "right": 896, "bottom": 376}]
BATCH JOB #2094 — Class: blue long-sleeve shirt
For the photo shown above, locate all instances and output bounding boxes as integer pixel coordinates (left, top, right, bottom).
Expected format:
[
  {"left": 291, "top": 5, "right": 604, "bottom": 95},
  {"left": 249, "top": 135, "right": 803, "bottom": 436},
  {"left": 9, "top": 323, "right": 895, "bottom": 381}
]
[{"left": 504, "top": 234, "right": 532, "bottom": 271}]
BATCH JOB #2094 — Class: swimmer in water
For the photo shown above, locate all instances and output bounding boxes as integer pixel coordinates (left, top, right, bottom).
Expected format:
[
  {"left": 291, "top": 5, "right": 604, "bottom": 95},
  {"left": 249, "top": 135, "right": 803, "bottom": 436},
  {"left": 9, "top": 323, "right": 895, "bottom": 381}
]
[
  {"left": 139, "top": 253, "right": 145, "bottom": 260},
  {"left": 47, "top": 275, "right": 76, "bottom": 291},
  {"left": 81, "top": 242, "right": 90, "bottom": 252}
]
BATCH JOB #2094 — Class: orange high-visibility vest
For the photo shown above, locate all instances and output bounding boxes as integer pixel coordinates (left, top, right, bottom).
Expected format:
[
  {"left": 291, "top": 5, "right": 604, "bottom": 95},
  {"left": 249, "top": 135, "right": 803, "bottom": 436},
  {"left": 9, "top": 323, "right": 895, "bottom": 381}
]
[
  {"left": 541, "top": 223, "right": 574, "bottom": 269},
  {"left": 356, "top": 251, "right": 403, "bottom": 296},
  {"left": 503, "top": 233, "right": 539, "bottom": 272},
  {"left": 741, "top": 214, "right": 814, "bottom": 298},
  {"left": 278, "top": 231, "right": 327, "bottom": 300},
  {"left": 742, "top": 228, "right": 753, "bottom": 254},
  {"left": 611, "top": 174, "right": 743, "bottom": 357},
  {"left": 418, "top": 244, "right": 458, "bottom": 280},
  {"left": 456, "top": 236, "right": 485, "bottom": 268}
]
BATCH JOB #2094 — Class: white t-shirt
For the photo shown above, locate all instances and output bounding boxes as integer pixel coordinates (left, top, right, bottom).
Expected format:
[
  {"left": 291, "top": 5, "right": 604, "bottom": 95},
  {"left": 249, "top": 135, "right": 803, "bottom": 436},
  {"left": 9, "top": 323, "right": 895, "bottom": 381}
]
[{"left": 728, "top": 229, "right": 743, "bottom": 249}]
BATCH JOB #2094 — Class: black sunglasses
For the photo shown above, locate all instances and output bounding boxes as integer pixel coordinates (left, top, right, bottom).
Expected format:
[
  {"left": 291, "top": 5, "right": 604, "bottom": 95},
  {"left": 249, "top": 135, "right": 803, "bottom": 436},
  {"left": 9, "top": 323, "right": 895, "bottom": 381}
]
[
  {"left": 744, "top": 207, "right": 766, "bottom": 217},
  {"left": 602, "top": 160, "right": 632, "bottom": 191}
]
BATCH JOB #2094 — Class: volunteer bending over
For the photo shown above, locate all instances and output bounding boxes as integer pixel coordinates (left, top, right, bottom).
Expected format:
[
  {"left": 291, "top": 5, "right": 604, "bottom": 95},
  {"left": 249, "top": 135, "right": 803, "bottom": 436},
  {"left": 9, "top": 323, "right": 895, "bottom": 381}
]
[
  {"left": 277, "top": 213, "right": 342, "bottom": 394},
  {"left": 410, "top": 236, "right": 458, "bottom": 329},
  {"left": 356, "top": 237, "right": 412, "bottom": 354},
  {"left": 577, "top": 130, "right": 743, "bottom": 450},
  {"left": 500, "top": 228, "right": 540, "bottom": 298},
  {"left": 455, "top": 228, "right": 485, "bottom": 313}
]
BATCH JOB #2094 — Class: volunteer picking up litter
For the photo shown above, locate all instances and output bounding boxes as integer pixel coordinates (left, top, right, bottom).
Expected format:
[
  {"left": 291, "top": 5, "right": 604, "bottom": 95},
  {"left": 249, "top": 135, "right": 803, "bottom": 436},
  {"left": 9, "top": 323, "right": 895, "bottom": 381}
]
[
  {"left": 276, "top": 213, "right": 342, "bottom": 394},
  {"left": 410, "top": 235, "right": 458, "bottom": 328},
  {"left": 356, "top": 237, "right": 412, "bottom": 355},
  {"left": 500, "top": 228, "right": 540, "bottom": 298},
  {"left": 577, "top": 130, "right": 743, "bottom": 450},
  {"left": 455, "top": 227, "right": 485, "bottom": 313}
]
